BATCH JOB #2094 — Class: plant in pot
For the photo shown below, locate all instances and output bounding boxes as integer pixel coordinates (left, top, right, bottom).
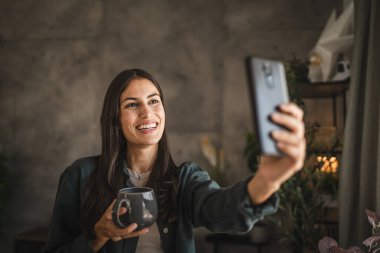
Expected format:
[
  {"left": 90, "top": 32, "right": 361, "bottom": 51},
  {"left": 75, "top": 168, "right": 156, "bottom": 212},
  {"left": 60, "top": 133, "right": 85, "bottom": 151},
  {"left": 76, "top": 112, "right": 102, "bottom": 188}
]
[{"left": 319, "top": 209, "right": 380, "bottom": 253}]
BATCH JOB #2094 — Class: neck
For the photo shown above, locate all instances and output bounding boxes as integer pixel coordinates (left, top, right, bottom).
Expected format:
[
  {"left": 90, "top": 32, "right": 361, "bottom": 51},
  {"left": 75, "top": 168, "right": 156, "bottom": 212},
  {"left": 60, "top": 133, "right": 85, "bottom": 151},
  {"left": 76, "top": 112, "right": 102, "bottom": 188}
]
[{"left": 126, "top": 144, "right": 158, "bottom": 173}]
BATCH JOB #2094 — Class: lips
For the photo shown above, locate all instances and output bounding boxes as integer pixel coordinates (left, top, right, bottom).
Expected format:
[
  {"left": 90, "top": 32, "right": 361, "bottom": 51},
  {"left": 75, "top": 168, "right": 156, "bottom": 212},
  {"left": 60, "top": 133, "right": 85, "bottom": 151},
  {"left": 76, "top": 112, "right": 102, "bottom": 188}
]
[{"left": 136, "top": 122, "right": 158, "bottom": 131}]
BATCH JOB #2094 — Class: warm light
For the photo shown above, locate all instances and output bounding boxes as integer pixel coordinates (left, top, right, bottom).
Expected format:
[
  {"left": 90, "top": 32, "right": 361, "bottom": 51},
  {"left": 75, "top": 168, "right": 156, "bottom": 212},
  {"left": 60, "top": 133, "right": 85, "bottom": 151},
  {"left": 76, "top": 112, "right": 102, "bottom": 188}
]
[{"left": 316, "top": 156, "right": 339, "bottom": 174}]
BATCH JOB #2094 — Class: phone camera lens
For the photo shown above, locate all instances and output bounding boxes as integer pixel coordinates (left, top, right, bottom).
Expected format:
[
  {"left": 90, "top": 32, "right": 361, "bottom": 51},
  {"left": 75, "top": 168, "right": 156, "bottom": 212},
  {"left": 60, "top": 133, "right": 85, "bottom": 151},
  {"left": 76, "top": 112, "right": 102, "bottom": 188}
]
[{"left": 262, "top": 62, "right": 272, "bottom": 76}]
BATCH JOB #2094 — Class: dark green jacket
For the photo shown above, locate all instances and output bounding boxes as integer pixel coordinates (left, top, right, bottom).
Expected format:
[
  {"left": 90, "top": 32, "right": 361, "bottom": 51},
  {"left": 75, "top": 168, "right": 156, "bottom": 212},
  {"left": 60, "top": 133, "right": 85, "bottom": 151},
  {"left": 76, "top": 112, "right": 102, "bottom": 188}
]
[{"left": 43, "top": 156, "right": 278, "bottom": 253}]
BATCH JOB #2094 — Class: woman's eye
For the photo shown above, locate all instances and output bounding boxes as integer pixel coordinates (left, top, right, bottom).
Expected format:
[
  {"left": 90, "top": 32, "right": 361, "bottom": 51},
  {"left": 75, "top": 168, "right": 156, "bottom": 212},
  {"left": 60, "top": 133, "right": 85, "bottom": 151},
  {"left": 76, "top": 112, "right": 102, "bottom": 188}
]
[
  {"left": 149, "top": 99, "right": 159, "bottom": 104},
  {"left": 126, "top": 103, "right": 138, "bottom": 108}
]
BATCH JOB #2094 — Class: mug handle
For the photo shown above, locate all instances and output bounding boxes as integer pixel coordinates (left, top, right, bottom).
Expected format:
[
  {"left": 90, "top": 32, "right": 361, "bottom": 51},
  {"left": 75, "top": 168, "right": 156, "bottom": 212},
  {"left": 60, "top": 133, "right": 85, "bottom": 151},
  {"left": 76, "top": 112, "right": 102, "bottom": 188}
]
[{"left": 112, "top": 198, "right": 130, "bottom": 228}]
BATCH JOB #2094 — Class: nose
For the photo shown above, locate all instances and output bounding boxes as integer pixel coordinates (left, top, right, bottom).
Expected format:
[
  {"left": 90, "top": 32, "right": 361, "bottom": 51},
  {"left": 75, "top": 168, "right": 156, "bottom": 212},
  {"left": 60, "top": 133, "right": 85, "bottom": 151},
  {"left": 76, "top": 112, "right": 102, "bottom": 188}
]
[{"left": 139, "top": 103, "right": 151, "bottom": 118}]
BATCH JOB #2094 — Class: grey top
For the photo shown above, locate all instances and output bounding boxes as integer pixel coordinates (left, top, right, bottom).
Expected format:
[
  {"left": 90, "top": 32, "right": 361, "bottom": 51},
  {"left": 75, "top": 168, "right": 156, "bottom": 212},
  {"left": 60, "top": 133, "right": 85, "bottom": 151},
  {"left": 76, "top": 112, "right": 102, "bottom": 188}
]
[{"left": 43, "top": 156, "right": 279, "bottom": 253}]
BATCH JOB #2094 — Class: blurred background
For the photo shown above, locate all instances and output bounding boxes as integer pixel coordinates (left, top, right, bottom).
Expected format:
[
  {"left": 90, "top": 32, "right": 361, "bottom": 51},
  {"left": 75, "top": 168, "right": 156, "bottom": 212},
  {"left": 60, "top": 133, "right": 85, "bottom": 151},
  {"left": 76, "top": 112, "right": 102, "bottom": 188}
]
[{"left": 0, "top": 0, "right": 351, "bottom": 252}]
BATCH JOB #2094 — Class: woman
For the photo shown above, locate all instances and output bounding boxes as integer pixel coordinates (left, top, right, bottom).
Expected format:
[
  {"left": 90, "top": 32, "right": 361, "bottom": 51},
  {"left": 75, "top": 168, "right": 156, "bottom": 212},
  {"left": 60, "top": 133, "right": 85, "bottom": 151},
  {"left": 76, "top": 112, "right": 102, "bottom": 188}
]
[{"left": 43, "top": 69, "right": 305, "bottom": 253}]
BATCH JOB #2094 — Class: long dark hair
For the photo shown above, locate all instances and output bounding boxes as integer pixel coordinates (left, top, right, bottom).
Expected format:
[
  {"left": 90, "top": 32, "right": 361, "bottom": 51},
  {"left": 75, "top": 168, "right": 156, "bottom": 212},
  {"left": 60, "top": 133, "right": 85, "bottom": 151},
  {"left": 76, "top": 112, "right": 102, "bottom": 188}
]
[{"left": 80, "top": 69, "right": 179, "bottom": 237}]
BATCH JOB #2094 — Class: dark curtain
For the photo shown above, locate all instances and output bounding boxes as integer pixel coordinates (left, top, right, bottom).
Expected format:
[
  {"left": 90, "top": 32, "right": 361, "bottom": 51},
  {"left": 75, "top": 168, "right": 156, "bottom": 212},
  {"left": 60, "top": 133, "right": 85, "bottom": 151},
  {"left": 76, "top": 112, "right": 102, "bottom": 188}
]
[{"left": 339, "top": 0, "right": 380, "bottom": 248}]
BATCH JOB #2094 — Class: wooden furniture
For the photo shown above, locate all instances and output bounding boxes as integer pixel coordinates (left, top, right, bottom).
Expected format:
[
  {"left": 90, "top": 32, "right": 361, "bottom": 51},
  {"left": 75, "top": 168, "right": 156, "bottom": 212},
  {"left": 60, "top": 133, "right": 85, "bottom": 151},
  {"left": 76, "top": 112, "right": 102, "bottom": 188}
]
[
  {"left": 316, "top": 206, "right": 339, "bottom": 240},
  {"left": 298, "top": 80, "right": 349, "bottom": 127},
  {"left": 14, "top": 226, "right": 48, "bottom": 253},
  {"left": 205, "top": 233, "right": 269, "bottom": 253}
]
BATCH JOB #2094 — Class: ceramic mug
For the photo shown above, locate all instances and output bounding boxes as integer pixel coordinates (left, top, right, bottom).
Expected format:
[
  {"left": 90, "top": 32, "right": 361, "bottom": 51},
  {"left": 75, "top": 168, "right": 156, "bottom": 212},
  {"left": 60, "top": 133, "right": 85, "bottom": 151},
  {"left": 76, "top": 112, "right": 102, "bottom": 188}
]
[{"left": 112, "top": 187, "right": 158, "bottom": 230}]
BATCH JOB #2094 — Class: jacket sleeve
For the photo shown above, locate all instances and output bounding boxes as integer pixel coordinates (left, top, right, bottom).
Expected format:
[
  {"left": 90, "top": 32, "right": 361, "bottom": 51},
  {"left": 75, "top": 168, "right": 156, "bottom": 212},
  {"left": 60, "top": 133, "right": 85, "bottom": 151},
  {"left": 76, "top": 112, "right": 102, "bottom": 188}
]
[
  {"left": 179, "top": 162, "right": 279, "bottom": 233},
  {"left": 43, "top": 165, "right": 95, "bottom": 253}
]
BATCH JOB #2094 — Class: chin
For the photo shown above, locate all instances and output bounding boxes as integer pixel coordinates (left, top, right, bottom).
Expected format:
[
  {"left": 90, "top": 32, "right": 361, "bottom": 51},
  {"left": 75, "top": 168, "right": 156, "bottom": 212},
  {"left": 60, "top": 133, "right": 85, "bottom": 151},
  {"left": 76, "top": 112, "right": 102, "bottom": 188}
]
[{"left": 135, "top": 137, "right": 162, "bottom": 146}]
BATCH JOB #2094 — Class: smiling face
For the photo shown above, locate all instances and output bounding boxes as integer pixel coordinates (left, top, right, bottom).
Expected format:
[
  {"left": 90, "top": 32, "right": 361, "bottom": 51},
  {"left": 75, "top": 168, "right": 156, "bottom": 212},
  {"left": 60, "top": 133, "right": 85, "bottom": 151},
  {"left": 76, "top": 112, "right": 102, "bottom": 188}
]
[{"left": 119, "top": 78, "right": 165, "bottom": 149}]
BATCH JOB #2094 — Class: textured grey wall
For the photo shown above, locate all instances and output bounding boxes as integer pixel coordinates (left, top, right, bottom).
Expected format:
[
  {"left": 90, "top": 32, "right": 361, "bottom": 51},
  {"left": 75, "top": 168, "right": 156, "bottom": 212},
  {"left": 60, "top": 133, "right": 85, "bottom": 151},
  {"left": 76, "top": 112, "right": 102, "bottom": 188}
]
[{"left": 0, "top": 0, "right": 341, "bottom": 252}]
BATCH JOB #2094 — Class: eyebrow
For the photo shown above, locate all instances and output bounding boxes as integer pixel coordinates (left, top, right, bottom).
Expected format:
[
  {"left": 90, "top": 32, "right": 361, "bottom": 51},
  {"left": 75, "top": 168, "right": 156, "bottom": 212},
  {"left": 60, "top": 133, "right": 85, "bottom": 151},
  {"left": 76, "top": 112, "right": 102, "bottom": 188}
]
[{"left": 120, "top": 93, "right": 160, "bottom": 103}]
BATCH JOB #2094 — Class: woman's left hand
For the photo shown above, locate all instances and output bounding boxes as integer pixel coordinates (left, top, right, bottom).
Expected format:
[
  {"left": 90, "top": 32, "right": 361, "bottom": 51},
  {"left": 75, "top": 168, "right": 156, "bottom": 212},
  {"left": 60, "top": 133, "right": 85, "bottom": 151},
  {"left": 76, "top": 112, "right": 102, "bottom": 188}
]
[{"left": 248, "top": 102, "right": 306, "bottom": 204}]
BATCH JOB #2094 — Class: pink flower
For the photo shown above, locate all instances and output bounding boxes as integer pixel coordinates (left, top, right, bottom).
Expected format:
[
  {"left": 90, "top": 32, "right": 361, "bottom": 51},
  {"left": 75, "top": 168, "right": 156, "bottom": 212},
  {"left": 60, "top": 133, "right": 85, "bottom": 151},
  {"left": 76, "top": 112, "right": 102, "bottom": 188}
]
[
  {"left": 319, "top": 237, "right": 338, "bottom": 253},
  {"left": 318, "top": 237, "right": 365, "bottom": 253},
  {"left": 365, "top": 209, "right": 380, "bottom": 228},
  {"left": 363, "top": 235, "right": 380, "bottom": 247}
]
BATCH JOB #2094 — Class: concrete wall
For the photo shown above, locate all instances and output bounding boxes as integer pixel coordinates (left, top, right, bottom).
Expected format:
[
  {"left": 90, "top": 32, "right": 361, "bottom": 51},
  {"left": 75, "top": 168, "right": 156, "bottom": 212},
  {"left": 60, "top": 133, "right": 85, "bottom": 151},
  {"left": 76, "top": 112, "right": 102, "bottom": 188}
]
[{"left": 0, "top": 0, "right": 341, "bottom": 252}]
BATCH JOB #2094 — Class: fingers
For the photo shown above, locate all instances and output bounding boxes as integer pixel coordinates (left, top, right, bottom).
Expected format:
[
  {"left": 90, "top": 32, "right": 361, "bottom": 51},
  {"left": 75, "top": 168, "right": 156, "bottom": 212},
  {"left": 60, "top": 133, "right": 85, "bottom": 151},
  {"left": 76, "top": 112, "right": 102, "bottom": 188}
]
[
  {"left": 274, "top": 129, "right": 306, "bottom": 170},
  {"left": 278, "top": 102, "right": 304, "bottom": 121},
  {"left": 271, "top": 103, "right": 305, "bottom": 140},
  {"left": 272, "top": 129, "right": 299, "bottom": 145},
  {"left": 111, "top": 236, "right": 123, "bottom": 242},
  {"left": 271, "top": 103, "right": 306, "bottom": 169},
  {"left": 271, "top": 112, "right": 305, "bottom": 138},
  {"left": 105, "top": 200, "right": 116, "bottom": 220},
  {"left": 106, "top": 206, "right": 126, "bottom": 220},
  {"left": 95, "top": 200, "right": 149, "bottom": 246},
  {"left": 110, "top": 224, "right": 150, "bottom": 241},
  {"left": 105, "top": 199, "right": 126, "bottom": 220},
  {"left": 277, "top": 138, "right": 306, "bottom": 160},
  {"left": 98, "top": 199, "right": 130, "bottom": 240},
  {"left": 121, "top": 227, "right": 150, "bottom": 238},
  {"left": 110, "top": 223, "right": 138, "bottom": 241}
]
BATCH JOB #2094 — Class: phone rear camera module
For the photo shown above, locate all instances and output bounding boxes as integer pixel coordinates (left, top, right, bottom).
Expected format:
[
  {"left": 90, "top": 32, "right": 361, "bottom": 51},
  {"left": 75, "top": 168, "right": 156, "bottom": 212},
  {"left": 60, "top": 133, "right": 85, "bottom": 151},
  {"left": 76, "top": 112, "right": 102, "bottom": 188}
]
[
  {"left": 262, "top": 62, "right": 275, "bottom": 89},
  {"left": 262, "top": 62, "right": 272, "bottom": 76}
]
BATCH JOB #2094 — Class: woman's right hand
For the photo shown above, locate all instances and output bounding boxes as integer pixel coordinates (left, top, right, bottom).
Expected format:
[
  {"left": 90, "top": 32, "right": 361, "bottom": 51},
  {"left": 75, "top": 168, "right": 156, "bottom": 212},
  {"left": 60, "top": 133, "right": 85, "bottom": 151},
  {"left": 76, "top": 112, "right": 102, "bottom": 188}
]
[{"left": 92, "top": 200, "right": 150, "bottom": 252}]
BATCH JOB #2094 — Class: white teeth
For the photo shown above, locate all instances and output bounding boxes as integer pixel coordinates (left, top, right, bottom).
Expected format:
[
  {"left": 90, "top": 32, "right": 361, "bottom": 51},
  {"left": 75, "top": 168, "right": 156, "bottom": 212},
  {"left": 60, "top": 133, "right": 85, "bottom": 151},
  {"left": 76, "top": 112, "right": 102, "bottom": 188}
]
[{"left": 137, "top": 123, "right": 157, "bottom": 130}]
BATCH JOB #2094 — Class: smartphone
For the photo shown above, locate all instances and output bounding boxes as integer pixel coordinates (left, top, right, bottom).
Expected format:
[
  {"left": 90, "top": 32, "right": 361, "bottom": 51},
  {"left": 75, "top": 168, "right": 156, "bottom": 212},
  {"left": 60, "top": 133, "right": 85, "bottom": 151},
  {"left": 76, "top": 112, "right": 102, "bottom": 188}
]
[{"left": 245, "top": 56, "right": 290, "bottom": 156}]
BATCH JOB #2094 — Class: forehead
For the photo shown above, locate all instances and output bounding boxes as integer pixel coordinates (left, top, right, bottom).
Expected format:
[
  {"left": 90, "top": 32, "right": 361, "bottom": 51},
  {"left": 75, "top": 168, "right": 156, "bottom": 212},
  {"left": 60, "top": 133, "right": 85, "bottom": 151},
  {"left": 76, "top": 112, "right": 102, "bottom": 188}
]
[{"left": 120, "top": 78, "right": 160, "bottom": 98}]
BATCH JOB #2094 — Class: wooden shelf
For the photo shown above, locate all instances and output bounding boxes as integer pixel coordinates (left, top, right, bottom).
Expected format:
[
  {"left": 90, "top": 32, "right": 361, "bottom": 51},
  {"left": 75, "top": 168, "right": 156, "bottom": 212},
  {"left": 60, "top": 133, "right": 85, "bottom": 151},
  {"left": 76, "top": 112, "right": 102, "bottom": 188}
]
[
  {"left": 298, "top": 80, "right": 349, "bottom": 128},
  {"left": 298, "top": 80, "right": 349, "bottom": 98}
]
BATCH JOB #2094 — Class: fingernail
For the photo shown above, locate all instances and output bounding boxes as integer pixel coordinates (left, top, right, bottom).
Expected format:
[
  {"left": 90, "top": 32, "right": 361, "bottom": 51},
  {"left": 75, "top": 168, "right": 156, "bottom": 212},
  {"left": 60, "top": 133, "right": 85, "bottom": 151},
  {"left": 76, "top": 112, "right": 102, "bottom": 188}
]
[
  {"left": 279, "top": 103, "right": 290, "bottom": 110},
  {"left": 269, "top": 113, "right": 277, "bottom": 120}
]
